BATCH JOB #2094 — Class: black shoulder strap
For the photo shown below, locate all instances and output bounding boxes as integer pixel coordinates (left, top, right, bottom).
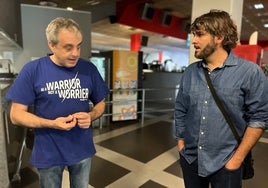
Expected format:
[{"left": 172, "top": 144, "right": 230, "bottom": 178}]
[{"left": 203, "top": 68, "right": 241, "bottom": 143}]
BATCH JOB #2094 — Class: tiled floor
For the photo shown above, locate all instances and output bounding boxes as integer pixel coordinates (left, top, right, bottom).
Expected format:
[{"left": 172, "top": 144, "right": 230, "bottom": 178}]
[{"left": 8, "top": 104, "right": 268, "bottom": 188}]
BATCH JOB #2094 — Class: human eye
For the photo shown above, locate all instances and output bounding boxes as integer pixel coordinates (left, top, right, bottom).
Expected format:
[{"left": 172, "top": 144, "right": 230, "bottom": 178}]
[
  {"left": 64, "top": 45, "right": 73, "bottom": 52},
  {"left": 195, "top": 31, "right": 204, "bottom": 37},
  {"left": 192, "top": 31, "right": 202, "bottom": 37}
]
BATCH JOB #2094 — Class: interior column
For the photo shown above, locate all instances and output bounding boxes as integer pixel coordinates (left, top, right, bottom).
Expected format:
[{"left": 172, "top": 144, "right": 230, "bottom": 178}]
[
  {"left": 189, "top": 0, "right": 244, "bottom": 64},
  {"left": 130, "top": 33, "right": 141, "bottom": 52}
]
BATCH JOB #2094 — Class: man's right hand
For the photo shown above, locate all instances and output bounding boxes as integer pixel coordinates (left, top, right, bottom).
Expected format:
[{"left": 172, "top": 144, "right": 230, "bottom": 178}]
[
  {"left": 177, "top": 139, "right": 185, "bottom": 152},
  {"left": 53, "top": 115, "right": 77, "bottom": 130}
]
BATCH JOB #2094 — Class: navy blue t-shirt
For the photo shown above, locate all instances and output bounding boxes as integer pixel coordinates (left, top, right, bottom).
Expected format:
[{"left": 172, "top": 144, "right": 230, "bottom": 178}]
[{"left": 6, "top": 56, "right": 110, "bottom": 168}]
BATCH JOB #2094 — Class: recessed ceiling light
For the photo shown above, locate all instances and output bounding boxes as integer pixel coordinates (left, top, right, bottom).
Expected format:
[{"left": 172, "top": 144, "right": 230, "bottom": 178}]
[
  {"left": 254, "top": 3, "right": 264, "bottom": 9},
  {"left": 91, "top": 1, "right": 100, "bottom": 5},
  {"left": 39, "top": 1, "right": 57, "bottom": 7},
  {"left": 261, "top": 18, "right": 268, "bottom": 23},
  {"left": 257, "top": 13, "right": 262, "bottom": 16},
  {"left": 86, "top": 0, "right": 100, "bottom": 5},
  {"left": 66, "top": 7, "right": 73, "bottom": 11},
  {"left": 264, "top": 24, "right": 268, "bottom": 28},
  {"left": 86, "top": 0, "right": 95, "bottom": 4}
]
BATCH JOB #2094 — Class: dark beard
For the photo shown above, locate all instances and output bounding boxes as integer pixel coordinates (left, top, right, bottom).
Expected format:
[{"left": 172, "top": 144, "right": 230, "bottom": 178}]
[{"left": 194, "top": 42, "right": 216, "bottom": 59}]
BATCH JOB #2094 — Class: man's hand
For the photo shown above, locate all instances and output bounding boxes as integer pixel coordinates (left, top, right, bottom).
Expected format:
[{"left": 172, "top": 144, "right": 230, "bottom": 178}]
[
  {"left": 177, "top": 139, "right": 185, "bottom": 152},
  {"left": 225, "top": 156, "right": 243, "bottom": 170},
  {"left": 73, "top": 112, "right": 92, "bottom": 128},
  {"left": 225, "top": 127, "right": 263, "bottom": 170},
  {"left": 54, "top": 115, "right": 77, "bottom": 130}
]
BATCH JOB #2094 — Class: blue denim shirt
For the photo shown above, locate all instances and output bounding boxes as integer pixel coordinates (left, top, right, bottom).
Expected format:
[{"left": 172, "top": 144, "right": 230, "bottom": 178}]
[{"left": 174, "top": 51, "right": 268, "bottom": 177}]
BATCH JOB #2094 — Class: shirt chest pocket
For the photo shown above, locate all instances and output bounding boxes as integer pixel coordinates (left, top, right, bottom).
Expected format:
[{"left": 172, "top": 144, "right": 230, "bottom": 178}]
[
  {"left": 183, "top": 87, "right": 207, "bottom": 108},
  {"left": 215, "top": 87, "right": 244, "bottom": 109}
]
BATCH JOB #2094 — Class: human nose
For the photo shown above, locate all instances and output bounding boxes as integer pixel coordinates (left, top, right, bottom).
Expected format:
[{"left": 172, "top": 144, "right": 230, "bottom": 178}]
[
  {"left": 71, "top": 47, "right": 80, "bottom": 56},
  {"left": 192, "top": 35, "right": 198, "bottom": 45}
]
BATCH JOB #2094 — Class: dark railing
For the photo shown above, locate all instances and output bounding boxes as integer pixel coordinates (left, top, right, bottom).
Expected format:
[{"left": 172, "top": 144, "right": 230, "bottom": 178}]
[{"left": 97, "top": 87, "right": 178, "bottom": 128}]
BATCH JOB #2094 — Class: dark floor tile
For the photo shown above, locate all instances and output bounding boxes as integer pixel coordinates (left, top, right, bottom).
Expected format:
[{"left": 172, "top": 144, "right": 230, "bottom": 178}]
[
  {"left": 93, "top": 119, "right": 139, "bottom": 135},
  {"left": 90, "top": 155, "right": 130, "bottom": 188},
  {"left": 165, "top": 142, "right": 268, "bottom": 188},
  {"left": 97, "top": 121, "right": 176, "bottom": 163},
  {"left": 10, "top": 167, "right": 39, "bottom": 188},
  {"left": 164, "top": 159, "right": 183, "bottom": 178},
  {"left": 139, "top": 180, "right": 167, "bottom": 188},
  {"left": 262, "top": 131, "right": 268, "bottom": 138}
]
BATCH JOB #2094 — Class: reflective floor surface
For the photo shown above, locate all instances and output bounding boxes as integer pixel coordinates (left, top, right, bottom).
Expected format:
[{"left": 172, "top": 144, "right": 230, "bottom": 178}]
[{"left": 9, "top": 103, "right": 268, "bottom": 188}]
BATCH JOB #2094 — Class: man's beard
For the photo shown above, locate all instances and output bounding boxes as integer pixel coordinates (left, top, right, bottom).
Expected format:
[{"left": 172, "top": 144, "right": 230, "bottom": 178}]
[{"left": 194, "top": 42, "right": 216, "bottom": 59}]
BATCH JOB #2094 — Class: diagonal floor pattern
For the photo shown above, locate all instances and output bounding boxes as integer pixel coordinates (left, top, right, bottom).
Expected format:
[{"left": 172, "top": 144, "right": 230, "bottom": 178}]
[
  {"left": 8, "top": 111, "right": 268, "bottom": 188},
  {"left": 97, "top": 121, "right": 176, "bottom": 163}
]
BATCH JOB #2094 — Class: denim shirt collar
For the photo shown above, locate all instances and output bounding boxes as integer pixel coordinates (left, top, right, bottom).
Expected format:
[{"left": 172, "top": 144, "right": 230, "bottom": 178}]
[{"left": 198, "top": 51, "right": 238, "bottom": 70}]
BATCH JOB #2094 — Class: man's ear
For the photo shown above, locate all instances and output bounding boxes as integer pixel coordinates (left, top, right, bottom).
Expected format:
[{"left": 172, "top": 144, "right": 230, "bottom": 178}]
[
  {"left": 47, "top": 41, "right": 55, "bottom": 51},
  {"left": 215, "top": 35, "right": 224, "bottom": 44}
]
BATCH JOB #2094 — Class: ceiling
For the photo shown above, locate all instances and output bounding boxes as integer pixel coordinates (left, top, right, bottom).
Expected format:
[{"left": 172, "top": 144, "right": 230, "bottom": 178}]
[{"left": 20, "top": 0, "right": 268, "bottom": 53}]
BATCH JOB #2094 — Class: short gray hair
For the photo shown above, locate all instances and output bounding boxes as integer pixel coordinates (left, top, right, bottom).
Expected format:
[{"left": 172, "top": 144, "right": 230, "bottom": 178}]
[{"left": 46, "top": 17, "right": 81, "bottom": 44}]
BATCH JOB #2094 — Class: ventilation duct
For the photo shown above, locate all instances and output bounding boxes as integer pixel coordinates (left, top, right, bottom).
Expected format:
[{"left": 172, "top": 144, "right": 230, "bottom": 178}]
[{"left": 0, "top": 28, "right": 22, "bottom": 50}]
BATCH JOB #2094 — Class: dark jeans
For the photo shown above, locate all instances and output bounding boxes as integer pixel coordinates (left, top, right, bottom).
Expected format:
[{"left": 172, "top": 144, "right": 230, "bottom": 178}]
[{"left": 180, "top": 154, "right": 242, "bottom": 188}]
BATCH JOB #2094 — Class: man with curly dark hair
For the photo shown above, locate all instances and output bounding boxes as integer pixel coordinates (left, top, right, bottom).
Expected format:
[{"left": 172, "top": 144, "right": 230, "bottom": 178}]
[{"left": 175, "top": 10, "right": 268, "bottom": 188}]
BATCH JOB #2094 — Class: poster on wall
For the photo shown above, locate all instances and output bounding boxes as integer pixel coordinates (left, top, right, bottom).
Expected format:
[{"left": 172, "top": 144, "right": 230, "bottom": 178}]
[{"left": 112, "top": 50, "right": 138, "bottom": 121}]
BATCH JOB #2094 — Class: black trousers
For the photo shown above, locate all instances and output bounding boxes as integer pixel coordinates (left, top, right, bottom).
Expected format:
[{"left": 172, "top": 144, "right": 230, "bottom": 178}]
[{"left": 179, "top": 154, "right": 242, "bottom": 188}]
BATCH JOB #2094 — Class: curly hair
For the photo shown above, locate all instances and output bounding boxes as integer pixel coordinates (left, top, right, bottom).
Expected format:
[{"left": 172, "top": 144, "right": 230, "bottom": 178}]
[{"left": 190, "top": 9, "right": 238, "bottom": 51}]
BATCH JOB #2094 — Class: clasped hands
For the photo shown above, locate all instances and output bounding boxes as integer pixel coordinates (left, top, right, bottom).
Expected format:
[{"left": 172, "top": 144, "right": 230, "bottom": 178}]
[{"left": 54, "top": 112, "right": 92, "bottom": 130}]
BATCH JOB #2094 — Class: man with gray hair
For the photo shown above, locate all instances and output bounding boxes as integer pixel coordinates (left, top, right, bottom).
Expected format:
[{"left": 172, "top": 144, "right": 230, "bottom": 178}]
[{"left": 6, "top": 17, "right": 110, "bottom": 188}]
